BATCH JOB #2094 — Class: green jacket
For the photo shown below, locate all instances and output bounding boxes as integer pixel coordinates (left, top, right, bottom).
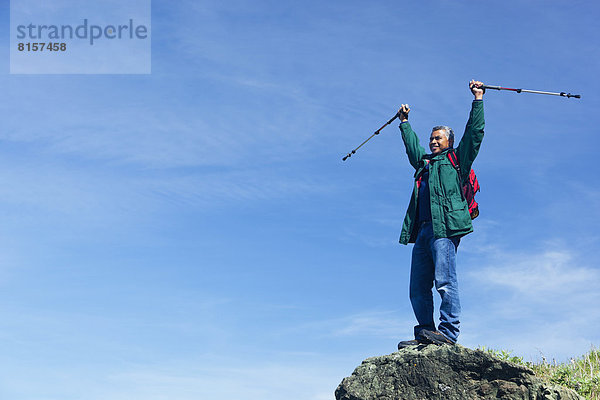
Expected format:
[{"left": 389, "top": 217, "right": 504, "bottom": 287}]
[{"left": 399, "top": 100, "right": 485, "bottom": 244}]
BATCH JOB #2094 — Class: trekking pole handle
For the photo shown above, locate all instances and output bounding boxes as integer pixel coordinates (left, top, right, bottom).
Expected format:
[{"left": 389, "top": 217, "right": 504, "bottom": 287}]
[
  {"left": 375, "top": 113, "right": 399, "bottom": 134},
  {"left": 481, "top": 85, "right": 501, "bottom": 90},
  {"left": 481, "top": 85, "right": 521, "bottom": 93}
]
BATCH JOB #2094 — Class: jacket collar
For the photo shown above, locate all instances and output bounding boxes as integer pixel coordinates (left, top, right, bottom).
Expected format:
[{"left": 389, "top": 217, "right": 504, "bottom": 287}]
[
  {"left": 424, "top": 147, "right": 453, "bottom": 161},
  {"left": 415, "top": 148, "right": 455, "bottom": 177}
]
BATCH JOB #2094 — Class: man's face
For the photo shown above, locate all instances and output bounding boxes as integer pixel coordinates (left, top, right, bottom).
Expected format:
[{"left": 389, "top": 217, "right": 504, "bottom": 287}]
[{"left": 429, "top": 129, "right": 452, "bottom": 155}]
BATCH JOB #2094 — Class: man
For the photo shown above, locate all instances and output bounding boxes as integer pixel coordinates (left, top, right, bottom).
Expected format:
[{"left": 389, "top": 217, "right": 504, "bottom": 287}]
[{"left": 397, "top": 80, "right": 485, "bottom": 348}]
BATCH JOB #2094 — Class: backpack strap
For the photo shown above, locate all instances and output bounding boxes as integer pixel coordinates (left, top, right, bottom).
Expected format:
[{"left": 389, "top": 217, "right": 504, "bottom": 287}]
[
  {"left": 446, "top": 148, "right": 459, "bottom": 169},
  {"left": 447, "top": 149, "right": 466, "bottom": 201},
  {"left": 446, "top": 149, "right": 463, "bottom": 181}
]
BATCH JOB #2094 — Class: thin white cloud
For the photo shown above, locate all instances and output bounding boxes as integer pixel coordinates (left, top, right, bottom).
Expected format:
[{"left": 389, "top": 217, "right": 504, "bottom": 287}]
[
  {"left": 461, "top": 243, "right": 600, "bottom": 361},
  {"left": 0, "top": 355, "right": 341, "bottom": 400},
  {"left": 476, "top": 249, "right": 597, "bottom": 296},
  {"left": 297, "top": 310, "right": 414, "bottom": 340},
  {"left": 1, "top": 104, "right": 248, "bottom": 168},
  {"left": 104, "top": 362, "right": 338, "bottom": 400},
  {"left": 143, "top": 166, "right": 336, "bottom": 207}
]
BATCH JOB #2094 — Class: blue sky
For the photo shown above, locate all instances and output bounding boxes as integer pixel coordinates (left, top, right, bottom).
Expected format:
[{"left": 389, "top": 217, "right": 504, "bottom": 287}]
[{"left": 1, "top": 0, "right": 599, "bottom": 399}]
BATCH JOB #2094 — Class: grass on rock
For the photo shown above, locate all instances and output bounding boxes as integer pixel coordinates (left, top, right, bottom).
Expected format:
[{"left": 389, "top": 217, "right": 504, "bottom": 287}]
[{"left": 478, "top": 346, "right": 600, "bottom": 400}]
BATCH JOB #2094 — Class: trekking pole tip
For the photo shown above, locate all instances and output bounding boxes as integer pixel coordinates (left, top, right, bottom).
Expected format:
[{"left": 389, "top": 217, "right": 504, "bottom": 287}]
[
  {"left": 560, "top": 92, "right": 582, "bottom": 99},
  {"left": 342, "top": 150, "right": 355, "bottom": 161}
]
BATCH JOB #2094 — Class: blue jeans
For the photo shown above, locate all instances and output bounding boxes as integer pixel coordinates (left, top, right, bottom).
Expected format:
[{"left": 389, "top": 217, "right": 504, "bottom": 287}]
[{"left": 409, "top": 222, "right": 461, "bottom": 342}]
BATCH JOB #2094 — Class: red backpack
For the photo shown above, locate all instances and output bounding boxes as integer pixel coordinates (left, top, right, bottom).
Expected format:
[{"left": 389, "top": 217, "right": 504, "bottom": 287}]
[{"left": 447, "top": 149, "right": 480, "bottom": 219}]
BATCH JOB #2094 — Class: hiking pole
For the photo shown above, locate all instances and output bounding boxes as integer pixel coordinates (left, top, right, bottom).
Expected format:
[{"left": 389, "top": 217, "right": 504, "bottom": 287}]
[
  {"left": 482, "top": 85, "right": 581, "bottom": 99},
  {"left": 342, "top": 112, "right": 399, "bottom": 161}
]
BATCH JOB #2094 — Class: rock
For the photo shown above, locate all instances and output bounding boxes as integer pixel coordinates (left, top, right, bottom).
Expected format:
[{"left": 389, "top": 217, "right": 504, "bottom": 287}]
[{"left": 335, "top": 344, "right": 583, "bottom": 400}]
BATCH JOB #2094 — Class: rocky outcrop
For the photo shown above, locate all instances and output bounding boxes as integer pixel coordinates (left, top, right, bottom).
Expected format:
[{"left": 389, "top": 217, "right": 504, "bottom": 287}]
[{"left": 335, "top": 344, "right": 583, "bottom": 400}]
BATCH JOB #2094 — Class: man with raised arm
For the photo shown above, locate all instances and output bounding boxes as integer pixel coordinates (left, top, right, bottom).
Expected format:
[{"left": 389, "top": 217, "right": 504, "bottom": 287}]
[{"left": 397, "top": 80, "right": 485, "bottom": 348}]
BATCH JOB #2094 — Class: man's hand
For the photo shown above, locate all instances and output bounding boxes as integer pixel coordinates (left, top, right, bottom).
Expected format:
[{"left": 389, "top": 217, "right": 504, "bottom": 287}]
[
  {"left": 470, "top": 80, "right": 485, "bottom": 100},
  {"left": 397, "top": 104, "right": 410, "bottom": 122}
]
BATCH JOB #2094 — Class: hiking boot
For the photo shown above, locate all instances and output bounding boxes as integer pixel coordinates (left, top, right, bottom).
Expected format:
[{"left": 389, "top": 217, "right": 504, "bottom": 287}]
[
  {"left": 417, "top": 330, "right": 456, "bottom": 346},
  {"left": 397, "top": 339, "right": 420, "bottom": 350}
]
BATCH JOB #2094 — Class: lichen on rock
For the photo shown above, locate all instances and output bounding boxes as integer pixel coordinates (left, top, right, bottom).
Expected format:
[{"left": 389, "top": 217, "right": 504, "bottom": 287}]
[{"left": 335, "top": 344, "right": 583, "bottom": 400}]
